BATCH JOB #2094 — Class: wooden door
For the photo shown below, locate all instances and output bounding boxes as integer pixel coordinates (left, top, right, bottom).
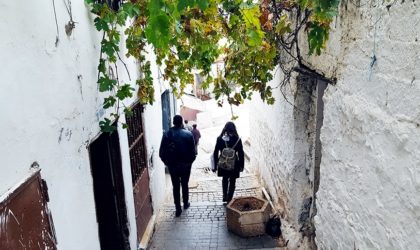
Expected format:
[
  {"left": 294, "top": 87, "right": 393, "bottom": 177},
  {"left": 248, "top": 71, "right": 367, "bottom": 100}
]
[
  {"left": 126, "top": 102, "right": 153, "bottom": 241},
  {"left": 89, "top": 130, "right": 130, "bottom": 250}
]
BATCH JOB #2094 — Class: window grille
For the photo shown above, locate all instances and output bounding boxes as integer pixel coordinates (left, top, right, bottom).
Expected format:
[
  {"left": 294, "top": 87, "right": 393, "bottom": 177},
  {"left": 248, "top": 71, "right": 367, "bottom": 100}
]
[
  {"left": 126, "top": 103, "right": 147, "bottom": 186},
  {"left": 96, "top": 0, "right": 122, "bottom": 11}
]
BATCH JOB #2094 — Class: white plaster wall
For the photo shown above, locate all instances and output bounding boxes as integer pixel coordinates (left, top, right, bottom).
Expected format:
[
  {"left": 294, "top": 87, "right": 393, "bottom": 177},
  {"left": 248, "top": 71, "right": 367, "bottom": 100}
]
[
  {"left": 249, "top": 69, "right": 305, "bottom": 223},
  {"left": 306, "top": 1, "right": 420, "bottom": 249},
  {"left": 0, "top": 2, "right": 104, "bottom": 249},
  {"left": 143, "top": 50, "right": 167, "bottom": 214},
  {"left": 250, "top": 0, "right": 420, "bottom": 248},
  {"left": 0, "top": 1, "right": 166, "bottom": 249}
]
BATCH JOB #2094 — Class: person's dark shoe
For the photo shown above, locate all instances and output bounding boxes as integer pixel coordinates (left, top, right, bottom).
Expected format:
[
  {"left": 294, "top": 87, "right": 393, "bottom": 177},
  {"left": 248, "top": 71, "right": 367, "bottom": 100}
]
[
  {"left": 183, "top": 202, "right": 190, "bottom": 209},
  {"left": 175, "top": 209, "right": 182, "bottom": 217}
]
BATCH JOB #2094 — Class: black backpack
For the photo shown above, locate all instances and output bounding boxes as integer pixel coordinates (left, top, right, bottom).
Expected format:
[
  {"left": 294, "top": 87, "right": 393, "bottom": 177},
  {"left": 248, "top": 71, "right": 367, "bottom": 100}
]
[
  {"left": 217, "top": 138, "right": 240, "bottom": 171},
  {"left": 266, "top": 214, "right": 282, "bottom": 237}
]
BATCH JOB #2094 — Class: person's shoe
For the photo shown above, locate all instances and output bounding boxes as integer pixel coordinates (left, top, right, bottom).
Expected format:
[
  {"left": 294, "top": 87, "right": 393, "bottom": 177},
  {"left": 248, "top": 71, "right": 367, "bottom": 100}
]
[
  {"left": 183, "top": 202, "right": 190, "bottom": 209},
  {"left": 175, "top": 209, "right": 182, "bottom": 217}
]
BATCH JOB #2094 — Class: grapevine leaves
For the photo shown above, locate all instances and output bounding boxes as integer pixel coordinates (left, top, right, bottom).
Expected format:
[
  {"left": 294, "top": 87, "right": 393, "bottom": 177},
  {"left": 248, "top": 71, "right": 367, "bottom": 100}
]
[
  {"left": 145, "top": 14, "right": 170, "bottom": 49},
  {"left": 307, "top": 22, "right": 329, "bottom": 55},
  {"left": 85, "top": 0, "right": 339, "bottom": 133}
]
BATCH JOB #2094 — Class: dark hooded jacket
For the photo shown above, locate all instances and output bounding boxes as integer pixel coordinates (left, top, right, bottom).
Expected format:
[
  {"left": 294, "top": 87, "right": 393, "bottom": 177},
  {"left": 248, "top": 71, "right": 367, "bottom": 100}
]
[{"left": 159, "top": 127, "right": 196, "bottom": 167}]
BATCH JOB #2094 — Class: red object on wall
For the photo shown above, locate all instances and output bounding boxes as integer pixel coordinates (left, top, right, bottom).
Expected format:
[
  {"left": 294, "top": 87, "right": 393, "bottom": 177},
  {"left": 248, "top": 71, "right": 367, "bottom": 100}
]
[{"left": 0, "top": 170, "right": 57, "bottom": 250}]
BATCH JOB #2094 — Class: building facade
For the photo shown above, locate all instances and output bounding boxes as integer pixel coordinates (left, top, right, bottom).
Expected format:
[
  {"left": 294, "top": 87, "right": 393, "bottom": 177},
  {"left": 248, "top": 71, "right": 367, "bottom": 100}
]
[
  {"left": 0, "top": 1, "right": 169, "bottom": 249},
  {"left": 249, "top": 0, "right": 420, "bottom": 249}
]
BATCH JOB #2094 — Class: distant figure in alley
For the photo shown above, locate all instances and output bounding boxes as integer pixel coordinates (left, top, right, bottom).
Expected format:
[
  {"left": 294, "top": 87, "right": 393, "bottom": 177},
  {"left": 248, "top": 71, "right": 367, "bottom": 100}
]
[
  {"left": 191, "top": 124, "right": 201, "bottom": 154},
  {"left": 213, "top": 122, "right": 244, "bottom": 203},
  {"left": 184, "top": 119, "right": 193, "bottom": 131},
  {"left": 159, "top": 115, "right": 196, "bottom": 217}
]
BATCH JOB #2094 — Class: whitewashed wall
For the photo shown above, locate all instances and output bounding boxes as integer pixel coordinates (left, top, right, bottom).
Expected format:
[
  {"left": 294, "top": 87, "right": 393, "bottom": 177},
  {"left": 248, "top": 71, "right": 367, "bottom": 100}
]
[
  {"left": 249, "top": 69, "right": 296, "bottom": 214},
  {"left": 143, "top": 50, "right": 167, "bottom": 214},
  {"left": 250, "top": 0, "right": 420, "bottom": 249},
  {"left": 0, "top": 1, "right": 166, "bottom": 250},
  {"left": 307, "top": 1, "right": 420, "bottom": 249}
]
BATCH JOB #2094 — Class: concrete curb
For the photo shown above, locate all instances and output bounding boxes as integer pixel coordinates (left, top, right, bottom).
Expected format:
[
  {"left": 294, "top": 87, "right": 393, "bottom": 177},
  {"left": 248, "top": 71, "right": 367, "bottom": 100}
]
[{"left": 138, "top": 214, "right": 156, "bottom": 250}]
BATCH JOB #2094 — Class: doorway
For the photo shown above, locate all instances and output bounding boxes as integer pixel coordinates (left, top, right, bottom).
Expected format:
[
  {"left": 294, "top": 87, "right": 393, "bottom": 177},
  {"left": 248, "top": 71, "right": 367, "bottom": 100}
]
[
  {"left": 292, "top": 73, "right": 328, "bottom": 240},
  {"left": 89, "top": 130, "right": 129, "bottom": 250},
  {"left": 126, "top": 102, "right": 153, "bottom": 241},
  {"left": 161, "top": 90, "right": 171, "bottom": 133}
]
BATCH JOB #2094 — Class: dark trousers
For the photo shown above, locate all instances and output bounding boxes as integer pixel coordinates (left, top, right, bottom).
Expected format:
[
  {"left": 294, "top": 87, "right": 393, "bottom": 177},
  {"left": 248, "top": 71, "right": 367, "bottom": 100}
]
[
  {"left": 222, "top": 176, "right": 237, "bottom": 201},
  {"left": 168, "top": 164, "right": 191, "bottom": 209}
]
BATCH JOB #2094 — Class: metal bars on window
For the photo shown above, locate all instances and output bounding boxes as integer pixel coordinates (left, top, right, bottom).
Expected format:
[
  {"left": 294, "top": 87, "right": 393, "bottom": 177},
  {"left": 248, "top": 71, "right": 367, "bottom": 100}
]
[{"left": 126, "top": 103, "right": 147, "bottom": 186}]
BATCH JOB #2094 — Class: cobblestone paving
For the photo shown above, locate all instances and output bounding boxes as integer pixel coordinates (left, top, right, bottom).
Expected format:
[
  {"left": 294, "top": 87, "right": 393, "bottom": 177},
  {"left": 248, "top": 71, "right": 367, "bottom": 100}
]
[
  {"left": 148, "top": 204, "right": 280, "bottom": 249},
  {"left": 148, "top": 135, "right": 281, "bottom": 249}
]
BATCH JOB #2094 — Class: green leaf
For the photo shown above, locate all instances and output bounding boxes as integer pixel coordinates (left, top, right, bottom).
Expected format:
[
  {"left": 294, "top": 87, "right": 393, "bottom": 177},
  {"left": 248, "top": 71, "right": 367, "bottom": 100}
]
[
  {"left": 228, "top": 14, "right": 240, "bottom": 28},
  {"left": 91, "top": 3, "right": 103, "bottom": 15},
  {"left": 145, "top": 14, "right": 170, "bottom": 49},
  {"left": 178, "top": 50, "right": 190, "bottom": 60},
  {"left": 124, "top": 107, "right": 133, "bottom": 118},
  {"left": 116, "top": 84, "right": 134, "bottom": 100},
  {"left": 116, "top": 11, "right": 128, "bottom": 25},
  {"left": 297, "top": 0, "right": 309, "bottom": 8},
  {"left": 241, "top": 6, "right": 261, "bottom": 30},
  {"left": 177, "top": 0, "right": 195, "bottom": 11},
  {"left": 98, "top": 76, "right": 117, "bottom": 92},
  {"left": 122, "top": 2, "right": 140, "bottom": 18},
  {"left": 99, "top": 118, "right": 116, "bottom": 133},
  {"left": 307, "top": 22, "right": 329, "bottom": 55},
  {"left": 148, "top": 0, "right": 163, "bottom": 16},
  {"left": 94, "top": 17, "right": 109, "bottom": 31},
  {"left": 98, "top": 59, "right": 106, "bottom": 74},
  {"left": 197, "top": 0, "right": 209, "bottom": 10},
  {"left": 275, "top": 15, "right": 292, "bottom": 35},
  {"left": 101, "top": 38, "right": 119, "bottom": 58},
  {"left": 246, "top": 29, "right": 263, "bottom": 46},
  {"left": 103, "top": 96, "right": 116, "bottom": 108}
]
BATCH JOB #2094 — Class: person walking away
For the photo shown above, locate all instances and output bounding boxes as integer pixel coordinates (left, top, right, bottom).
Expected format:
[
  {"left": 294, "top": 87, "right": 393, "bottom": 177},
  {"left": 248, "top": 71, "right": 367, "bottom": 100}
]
[
  {"left": 213, "top": 122, "right": 244, "bottom": 203},
  {"left": 191, "top": 124, "right": 201, "bottom": 154},
  {"left": 159, "top": 115, "right": 196, "bottom": 217},
  {"left": 184, "top": 120, "right": 193, "bottom": 131}
]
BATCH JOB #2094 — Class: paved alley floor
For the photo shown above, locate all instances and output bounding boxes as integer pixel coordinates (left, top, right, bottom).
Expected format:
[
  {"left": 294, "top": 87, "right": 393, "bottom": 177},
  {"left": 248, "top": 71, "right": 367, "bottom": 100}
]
[{"left": 148, "top": 126, "right": 281, "bottom": 249}]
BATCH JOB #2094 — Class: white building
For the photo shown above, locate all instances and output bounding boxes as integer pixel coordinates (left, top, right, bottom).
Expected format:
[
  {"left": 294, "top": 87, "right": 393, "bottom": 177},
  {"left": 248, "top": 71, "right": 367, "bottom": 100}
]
[
  {"left": 250, "top": 1, "right": 420, "bottom": 249},
  {"left": 0, "top": 1, "right": 172, "bottom": 249}
]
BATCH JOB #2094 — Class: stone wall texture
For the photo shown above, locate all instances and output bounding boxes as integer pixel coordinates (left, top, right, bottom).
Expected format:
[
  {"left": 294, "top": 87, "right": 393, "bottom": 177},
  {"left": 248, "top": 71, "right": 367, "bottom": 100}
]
[{"left": 250, "top": 0, "right": 420, "bottom": 249}]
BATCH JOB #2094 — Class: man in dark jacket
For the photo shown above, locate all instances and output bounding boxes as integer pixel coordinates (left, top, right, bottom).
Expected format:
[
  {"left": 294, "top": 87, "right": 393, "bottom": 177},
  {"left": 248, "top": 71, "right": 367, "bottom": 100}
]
[{"left": 159, "top": 115, "right": 196, "bottom": 217}]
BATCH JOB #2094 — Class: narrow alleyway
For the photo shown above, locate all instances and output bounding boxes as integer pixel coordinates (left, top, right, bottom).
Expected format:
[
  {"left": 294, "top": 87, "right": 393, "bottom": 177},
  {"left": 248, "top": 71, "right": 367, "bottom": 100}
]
[{"left": 148, "top": 125, "right": 282, "bottom": 249}]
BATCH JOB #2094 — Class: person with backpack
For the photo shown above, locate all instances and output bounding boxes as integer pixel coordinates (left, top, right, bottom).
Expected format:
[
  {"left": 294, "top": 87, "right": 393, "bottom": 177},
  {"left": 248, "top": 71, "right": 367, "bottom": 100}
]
[
  {"left": 159, "top": 115, "right": 197, "bottom": 217},
  {"left": 212, "top": 121, "right": 245, "bottom": 203}
]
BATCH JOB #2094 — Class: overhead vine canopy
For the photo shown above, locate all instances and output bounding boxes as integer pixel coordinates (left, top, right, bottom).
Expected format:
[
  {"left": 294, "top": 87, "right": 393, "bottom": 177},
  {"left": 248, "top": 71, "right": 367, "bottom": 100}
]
[{"left": 85, "top": 0, "right": 339, "bottom": 132}]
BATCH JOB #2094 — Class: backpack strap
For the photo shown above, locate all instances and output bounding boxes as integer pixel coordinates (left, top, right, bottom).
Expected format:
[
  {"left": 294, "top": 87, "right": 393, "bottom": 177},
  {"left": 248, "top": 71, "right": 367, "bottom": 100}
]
[
  {"left": 232, "top": 137, "right": 241, "bottom": 149},
  {"left": 224, "top": 137, "right": 240, "bottom": 149}
]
